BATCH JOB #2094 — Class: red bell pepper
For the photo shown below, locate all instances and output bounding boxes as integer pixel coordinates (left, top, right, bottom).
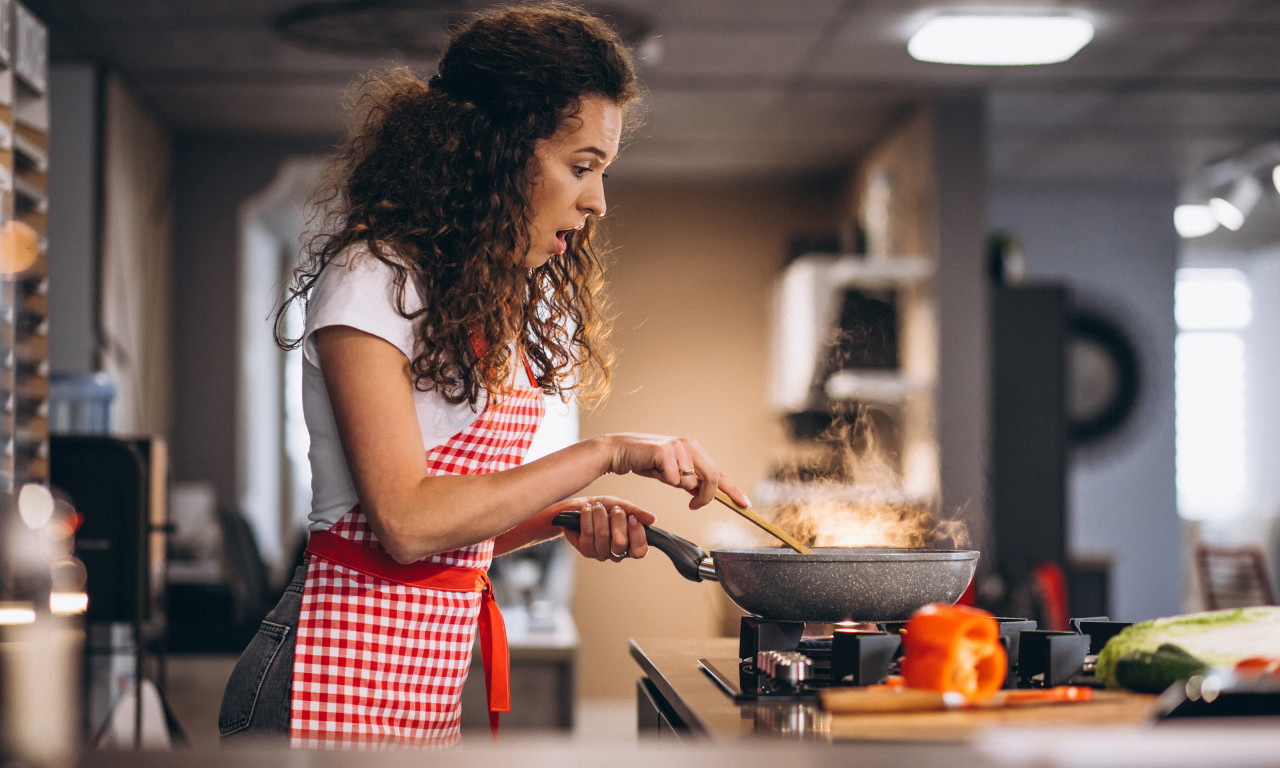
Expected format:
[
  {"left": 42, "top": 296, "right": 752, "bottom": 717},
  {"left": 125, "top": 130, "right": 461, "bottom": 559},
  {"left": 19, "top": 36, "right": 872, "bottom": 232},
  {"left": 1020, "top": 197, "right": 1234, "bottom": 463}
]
[
  {"left": 1235, "top": 657, "right": 1280, "bottom": 677},
  {"left": 899, "top": 602, "right": 1008, "bottom": 702}
]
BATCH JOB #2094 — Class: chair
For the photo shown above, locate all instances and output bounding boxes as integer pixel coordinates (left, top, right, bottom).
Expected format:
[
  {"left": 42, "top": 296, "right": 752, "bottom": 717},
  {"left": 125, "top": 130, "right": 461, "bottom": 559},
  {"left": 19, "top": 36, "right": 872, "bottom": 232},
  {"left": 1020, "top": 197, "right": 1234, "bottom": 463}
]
[{"left": 1195, "top": 545, "right": 1276, "bottom": 610}]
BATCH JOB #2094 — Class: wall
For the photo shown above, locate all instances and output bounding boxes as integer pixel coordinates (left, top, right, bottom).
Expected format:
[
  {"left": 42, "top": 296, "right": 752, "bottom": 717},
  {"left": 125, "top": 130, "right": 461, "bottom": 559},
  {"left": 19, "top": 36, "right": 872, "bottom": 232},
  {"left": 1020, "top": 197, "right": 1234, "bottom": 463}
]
[
  {"left": 573, "top": 179, "right": 841, "bottom": 700},
  {"left": 169, "top": 136, "right": 328, "bottom": 516},
  {"left": 988, "top": 181, "right": 1181, "bottom": 621},
  {"left": 47, "top": 61, "right": 99, "bottom": 373},
  {"left": 931, "top": 99, "right": 991, "bottom": 554}
]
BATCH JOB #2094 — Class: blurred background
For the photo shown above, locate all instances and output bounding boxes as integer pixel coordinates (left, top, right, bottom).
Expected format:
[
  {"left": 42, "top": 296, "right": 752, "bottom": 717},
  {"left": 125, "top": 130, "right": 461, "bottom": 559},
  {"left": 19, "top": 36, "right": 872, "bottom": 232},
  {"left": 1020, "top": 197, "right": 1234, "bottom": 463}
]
[{"left": 1, "top": 0, "right": 1278, "bottom": 753}]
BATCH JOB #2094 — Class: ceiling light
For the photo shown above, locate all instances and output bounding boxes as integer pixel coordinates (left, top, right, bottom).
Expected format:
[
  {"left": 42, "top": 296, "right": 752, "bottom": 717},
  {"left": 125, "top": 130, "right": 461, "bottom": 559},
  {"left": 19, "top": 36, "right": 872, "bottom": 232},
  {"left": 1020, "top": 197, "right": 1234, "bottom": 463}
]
[
  {"left": 1273, "top": 164, "right": 1280, "bottom": 195},
  {"left": 908, "top": 14, "right": 1094, "bottom": 66},
  {"left": 1208, "top": 175, "right": 1263, "bottom": 232},
  {"left": 1174, "top": 205, "right": 1219, "bottom": 239}
]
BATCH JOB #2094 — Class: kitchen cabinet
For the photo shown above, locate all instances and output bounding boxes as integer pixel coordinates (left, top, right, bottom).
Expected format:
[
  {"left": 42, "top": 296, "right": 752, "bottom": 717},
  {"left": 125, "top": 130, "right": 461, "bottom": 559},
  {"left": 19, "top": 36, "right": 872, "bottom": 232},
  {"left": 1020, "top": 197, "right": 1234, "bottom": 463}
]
[{"left": 991, "top": 285, "right": 1068, "bottom": 571}]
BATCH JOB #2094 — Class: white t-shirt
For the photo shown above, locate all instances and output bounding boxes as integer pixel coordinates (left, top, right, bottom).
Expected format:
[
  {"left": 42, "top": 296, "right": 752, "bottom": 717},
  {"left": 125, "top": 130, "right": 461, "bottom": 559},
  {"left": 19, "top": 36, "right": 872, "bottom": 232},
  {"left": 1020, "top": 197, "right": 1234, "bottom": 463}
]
[{"left": 301, "top": 245, "right": 487, "bottom": 530}]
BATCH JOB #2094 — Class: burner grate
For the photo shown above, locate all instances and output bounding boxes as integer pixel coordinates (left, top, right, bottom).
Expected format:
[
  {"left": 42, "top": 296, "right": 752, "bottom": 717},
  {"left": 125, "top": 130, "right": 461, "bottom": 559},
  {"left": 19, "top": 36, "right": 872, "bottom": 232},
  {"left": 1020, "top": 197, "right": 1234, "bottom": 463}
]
[{"left": 718, "top": 615, "right": 1133, "bottom": 701}]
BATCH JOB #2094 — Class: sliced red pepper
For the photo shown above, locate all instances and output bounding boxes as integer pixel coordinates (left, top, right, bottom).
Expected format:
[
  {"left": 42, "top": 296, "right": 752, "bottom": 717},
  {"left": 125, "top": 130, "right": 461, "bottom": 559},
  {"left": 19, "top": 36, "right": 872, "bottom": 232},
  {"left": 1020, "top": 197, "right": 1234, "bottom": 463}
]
[
  {"left": 899, "top": 602, "right": 1007, "bottom": 702},
  {"left": 1235, "top": 657, "right": 1280, "bottom": 677}
]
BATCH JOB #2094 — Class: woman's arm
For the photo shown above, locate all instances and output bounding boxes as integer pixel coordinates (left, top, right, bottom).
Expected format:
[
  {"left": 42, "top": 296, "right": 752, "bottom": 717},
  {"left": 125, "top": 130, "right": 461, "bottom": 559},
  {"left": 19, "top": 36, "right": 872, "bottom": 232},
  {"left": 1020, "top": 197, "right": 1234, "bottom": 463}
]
[{"left": 318, "top": 325, "right": 747, "bottom": 564}]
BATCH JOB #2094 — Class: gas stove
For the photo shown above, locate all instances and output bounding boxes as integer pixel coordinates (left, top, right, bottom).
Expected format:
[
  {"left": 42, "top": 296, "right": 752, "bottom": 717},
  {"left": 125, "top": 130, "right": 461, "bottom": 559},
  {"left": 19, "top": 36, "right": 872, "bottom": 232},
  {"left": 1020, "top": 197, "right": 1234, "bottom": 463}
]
[{"left": 699, "top": 615, "right": 1133, "bottom": 703}]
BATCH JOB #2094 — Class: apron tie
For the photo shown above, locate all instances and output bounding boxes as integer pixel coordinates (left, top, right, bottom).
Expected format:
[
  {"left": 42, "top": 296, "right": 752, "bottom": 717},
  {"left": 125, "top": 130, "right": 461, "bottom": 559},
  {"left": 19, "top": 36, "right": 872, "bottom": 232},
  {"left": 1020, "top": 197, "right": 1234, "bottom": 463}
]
[
  {"left": 305, "top": 530, "right": 511, "bottom": 738},
  {"left": 476, "top": 571, "right": 510, "bottom": 737}
]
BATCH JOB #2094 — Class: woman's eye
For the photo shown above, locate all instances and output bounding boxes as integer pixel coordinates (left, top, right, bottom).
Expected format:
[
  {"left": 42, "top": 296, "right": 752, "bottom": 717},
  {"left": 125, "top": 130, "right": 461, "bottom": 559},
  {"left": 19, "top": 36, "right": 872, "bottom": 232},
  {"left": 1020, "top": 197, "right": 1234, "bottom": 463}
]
[{"left": 573, "top": 165, "right": 591, "bottom": 178}]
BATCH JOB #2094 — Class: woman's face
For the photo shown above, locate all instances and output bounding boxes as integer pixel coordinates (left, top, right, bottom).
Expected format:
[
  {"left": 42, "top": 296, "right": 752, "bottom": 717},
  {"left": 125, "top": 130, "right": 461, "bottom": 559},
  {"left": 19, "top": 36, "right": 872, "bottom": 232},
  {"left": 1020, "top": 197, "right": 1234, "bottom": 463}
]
[{"left": 524, "top": 94, "right": 621, "bottom": 268}]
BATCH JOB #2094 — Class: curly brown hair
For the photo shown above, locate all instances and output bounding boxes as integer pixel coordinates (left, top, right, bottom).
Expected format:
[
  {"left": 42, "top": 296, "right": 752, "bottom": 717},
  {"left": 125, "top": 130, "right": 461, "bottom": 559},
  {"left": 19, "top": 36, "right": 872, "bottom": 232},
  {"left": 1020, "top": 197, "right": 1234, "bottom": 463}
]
[{"left": 275, "top": 2, "right": 641, "bottom": 407}]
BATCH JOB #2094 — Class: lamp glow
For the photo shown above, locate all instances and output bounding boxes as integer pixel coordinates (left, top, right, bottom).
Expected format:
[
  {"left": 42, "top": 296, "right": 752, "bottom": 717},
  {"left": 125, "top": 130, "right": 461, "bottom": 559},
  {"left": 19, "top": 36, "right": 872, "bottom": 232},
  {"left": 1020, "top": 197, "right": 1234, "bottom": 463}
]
[
  {"left": 17, "top": 482, "right": 54, "bottom": 529},
  {"left": 1208, "top": 197, "right": 1244, "bottom": 231},
  {"left": 1273, "top": 164, "right": 1280, "bottom": 195},
  {"left": 0, "top": 603, "right": 36, "bottom": 625},
  {"left": 1174, "top": 204, "right": 1218, "bottom": 238},
  {"left": 50, "top": 592, "right": 89, "bottom": 616},
  {"left": 908, "top": 15, "right": 1094, "bottom": 66},
  {"left": 1209, "top": 175, "right": 1263, "bottom": 232}
]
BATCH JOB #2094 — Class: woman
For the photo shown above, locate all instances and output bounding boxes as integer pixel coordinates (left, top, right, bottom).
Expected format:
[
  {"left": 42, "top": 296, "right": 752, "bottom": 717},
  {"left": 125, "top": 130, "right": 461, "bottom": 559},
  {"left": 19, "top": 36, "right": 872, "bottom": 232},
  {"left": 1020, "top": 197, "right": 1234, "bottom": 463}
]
[{"left": 218, "top": 2, "right": 750, "bottom": 748}]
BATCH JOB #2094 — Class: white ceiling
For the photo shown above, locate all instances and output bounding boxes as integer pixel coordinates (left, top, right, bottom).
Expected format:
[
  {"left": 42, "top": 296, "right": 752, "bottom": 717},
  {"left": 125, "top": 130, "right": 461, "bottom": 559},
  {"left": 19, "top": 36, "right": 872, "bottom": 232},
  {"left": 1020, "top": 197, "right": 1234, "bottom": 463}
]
[{"left": 27, "top": 0, "right": 1280, "bottom": 185}]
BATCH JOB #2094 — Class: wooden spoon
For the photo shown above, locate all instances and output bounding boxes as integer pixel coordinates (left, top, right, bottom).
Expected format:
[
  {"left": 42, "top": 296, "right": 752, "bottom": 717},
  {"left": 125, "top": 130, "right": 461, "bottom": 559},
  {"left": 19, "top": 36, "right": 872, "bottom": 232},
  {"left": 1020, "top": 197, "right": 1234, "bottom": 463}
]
[{"left": 714, "top": 489, "right": 813, "bottom": 554}]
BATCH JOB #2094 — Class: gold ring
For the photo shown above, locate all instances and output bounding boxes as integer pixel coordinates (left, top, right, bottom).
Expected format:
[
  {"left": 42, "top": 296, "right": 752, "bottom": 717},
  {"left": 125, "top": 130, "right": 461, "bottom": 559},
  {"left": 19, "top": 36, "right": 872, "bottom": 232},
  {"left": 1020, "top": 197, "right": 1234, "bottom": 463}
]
[{"left": 680, "top": 469, "right": 696, "bottom": 477}]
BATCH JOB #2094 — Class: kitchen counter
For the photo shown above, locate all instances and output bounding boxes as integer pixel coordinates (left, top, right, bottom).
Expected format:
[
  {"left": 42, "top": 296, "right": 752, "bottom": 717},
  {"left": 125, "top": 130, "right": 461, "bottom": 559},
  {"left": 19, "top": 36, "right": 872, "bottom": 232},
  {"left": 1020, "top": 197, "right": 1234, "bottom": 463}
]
[{"left": 628, "top": 635, "right": 1280, "bottom": 760}]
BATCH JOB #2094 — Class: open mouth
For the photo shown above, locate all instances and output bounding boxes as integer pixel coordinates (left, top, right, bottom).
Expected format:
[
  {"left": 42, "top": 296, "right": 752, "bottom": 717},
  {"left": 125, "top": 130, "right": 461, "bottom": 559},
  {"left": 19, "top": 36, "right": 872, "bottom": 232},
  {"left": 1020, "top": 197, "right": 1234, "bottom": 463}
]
[{"left": 555, "top": 228, "right": 575, "bottom": 255}]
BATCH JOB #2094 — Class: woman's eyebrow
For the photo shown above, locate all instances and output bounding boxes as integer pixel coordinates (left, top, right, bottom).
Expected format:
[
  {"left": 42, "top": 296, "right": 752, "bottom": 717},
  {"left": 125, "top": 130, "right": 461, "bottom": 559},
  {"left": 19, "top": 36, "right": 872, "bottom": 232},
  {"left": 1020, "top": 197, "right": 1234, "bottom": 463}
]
[{"left": 574, "top": 146, "right": 610, "bottom": 161}]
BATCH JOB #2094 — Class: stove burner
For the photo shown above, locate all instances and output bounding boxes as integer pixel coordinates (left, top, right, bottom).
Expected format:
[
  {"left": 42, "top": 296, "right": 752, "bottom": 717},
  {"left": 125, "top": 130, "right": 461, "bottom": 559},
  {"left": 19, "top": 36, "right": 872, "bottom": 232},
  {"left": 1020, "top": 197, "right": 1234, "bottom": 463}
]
[
  {"left": 756, "top": 651, "right": 813, "bottom": 690},
  {"left": 705, "top": 615, "right": 1133, "bottom": 702},
  {"left": 831, "top": 629, "right": 900, "bottom": 686}
]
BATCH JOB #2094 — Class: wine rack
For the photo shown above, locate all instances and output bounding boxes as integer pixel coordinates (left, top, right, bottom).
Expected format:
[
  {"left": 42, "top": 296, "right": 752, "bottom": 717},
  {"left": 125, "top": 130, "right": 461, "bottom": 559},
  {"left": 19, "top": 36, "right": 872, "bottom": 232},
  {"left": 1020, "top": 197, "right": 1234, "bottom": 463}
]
[{"left": 0, "top": 0, "right": 49, "bottom": 496}]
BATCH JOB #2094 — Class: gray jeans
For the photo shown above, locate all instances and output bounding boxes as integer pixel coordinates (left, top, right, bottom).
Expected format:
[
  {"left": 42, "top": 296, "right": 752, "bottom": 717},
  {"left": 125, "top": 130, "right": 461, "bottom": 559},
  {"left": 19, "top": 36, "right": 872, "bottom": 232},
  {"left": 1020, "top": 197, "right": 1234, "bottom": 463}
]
[{"left": 218, "top": 563, "right": 306, "bottom": 741}]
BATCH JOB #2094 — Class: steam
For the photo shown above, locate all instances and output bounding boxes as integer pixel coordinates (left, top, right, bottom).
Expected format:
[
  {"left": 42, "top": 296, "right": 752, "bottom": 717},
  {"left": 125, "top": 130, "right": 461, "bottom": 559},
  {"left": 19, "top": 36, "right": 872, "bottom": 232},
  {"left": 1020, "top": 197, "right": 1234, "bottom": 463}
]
[{"left": 715, "top": 403, "right": 970, "bottom": 550}]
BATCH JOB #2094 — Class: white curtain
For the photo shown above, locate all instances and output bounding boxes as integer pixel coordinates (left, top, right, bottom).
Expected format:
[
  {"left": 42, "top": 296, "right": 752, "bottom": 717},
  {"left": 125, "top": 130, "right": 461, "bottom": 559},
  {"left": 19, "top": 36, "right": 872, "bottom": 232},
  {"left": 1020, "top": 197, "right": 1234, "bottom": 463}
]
[{"left": 99, "top": 73, "right": 172, "bottom": 437}]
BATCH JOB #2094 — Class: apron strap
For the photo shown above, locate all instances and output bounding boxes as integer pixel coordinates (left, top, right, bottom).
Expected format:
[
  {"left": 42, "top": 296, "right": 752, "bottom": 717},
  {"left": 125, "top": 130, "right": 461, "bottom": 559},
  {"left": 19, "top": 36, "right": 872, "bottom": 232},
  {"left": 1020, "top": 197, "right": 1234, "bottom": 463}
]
[
  {"left": 306, "top": 530, "right": 511, "bottom": 739},
  {"left": 467, "top": 321, "right": 540, "bottom": 389}
]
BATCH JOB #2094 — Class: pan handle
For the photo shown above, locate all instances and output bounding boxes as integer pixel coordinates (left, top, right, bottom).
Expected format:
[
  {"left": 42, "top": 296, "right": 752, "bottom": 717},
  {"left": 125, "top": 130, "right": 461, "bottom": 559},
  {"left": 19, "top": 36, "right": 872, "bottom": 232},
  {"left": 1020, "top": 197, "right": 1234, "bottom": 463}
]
[{"left": 551, "top": 511, "right": 714, "bottom": 583}]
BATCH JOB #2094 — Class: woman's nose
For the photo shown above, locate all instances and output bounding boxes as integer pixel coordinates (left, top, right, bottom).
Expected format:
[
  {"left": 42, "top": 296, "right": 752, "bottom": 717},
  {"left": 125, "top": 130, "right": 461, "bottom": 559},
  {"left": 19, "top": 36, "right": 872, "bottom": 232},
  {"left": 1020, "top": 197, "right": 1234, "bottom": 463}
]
[{"left": 580, "top": 179, "right": 606, "bottom": 218}]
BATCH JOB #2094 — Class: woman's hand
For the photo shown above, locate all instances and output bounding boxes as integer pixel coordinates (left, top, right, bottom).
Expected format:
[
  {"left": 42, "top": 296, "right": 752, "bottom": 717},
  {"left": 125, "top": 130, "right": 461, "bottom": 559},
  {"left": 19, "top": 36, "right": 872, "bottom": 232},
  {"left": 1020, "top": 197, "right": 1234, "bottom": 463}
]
[
  {"left": 599, "top": 433, "right": 752, "bottom": 511},
  {"left": 559, "top": 496, "right": 653, "bottom": 562}
]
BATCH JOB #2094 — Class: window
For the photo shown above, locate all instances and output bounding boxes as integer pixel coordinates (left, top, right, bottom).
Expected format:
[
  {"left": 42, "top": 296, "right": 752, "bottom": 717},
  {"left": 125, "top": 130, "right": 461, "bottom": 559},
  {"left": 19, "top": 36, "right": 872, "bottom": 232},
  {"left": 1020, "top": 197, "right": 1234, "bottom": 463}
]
[{"left": 1175, "top": 268, "right": 1251, "bottom": 520}]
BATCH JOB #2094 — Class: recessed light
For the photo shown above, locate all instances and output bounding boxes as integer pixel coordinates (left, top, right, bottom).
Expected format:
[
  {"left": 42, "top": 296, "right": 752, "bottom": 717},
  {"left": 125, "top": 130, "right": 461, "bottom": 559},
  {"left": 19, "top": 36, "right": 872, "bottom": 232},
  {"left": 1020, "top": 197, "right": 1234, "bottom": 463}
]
[{"left": 908, "top": 14, "right": 1094, "bottom": 66}]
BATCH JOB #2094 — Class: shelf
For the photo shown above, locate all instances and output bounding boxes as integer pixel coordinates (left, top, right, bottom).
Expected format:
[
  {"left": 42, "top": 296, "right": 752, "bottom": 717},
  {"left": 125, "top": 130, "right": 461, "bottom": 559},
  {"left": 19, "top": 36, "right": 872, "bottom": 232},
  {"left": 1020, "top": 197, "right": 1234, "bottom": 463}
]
[
  {"left": 15, "top": 371, "right": 45, "bottom": 401},
  {"left": 16, "top": 206, "right": 44, "bottom": 230},
  {"left": 13, "top": 5, "right": 48, "bottom": 96},
  {"left": 823, "top": 369, "right": 932, "bottom": 404},
  {"left": 795, "top": 252, "right": 934, "bottom": 289},
  {"left": 13, "top": 172, "right": 44, "bottom": 212},
  {"left": 21, "top": 290, "right": 45, "bottom": 316},
  {"left": 12, "top": 128, "right": 45, "bottom": 172},
  {"left": 1, "top": 4, "right": 51, "bottom": 496}
]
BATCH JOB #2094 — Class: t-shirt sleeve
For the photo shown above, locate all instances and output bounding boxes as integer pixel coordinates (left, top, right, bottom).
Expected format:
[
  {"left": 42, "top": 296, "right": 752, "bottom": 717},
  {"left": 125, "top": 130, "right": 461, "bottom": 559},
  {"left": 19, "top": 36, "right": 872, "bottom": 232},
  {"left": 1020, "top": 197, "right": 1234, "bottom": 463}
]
[{"left": 301, "top": 250, "right": 422, "bottom": 368}]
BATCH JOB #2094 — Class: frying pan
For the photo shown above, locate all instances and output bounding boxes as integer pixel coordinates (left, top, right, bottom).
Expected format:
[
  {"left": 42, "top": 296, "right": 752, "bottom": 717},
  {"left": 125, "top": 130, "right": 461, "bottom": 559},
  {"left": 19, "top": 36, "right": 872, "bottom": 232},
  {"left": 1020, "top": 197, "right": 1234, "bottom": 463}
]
[{"left": 553, "top": 511, "right": 978, "bottom": 623}]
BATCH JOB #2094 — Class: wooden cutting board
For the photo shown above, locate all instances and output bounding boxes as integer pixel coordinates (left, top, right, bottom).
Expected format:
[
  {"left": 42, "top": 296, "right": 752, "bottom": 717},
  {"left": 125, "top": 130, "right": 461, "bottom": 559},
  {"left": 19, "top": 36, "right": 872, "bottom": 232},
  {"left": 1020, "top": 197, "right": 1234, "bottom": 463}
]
[{"left": 826, "top": 690, "right": 1158, "bottom": 742}]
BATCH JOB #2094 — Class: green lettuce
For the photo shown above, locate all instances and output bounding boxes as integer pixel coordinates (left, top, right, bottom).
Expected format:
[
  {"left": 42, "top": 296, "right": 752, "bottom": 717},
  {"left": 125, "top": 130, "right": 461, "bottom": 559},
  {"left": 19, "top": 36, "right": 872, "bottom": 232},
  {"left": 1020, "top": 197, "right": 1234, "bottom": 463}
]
[{"left": 1095, "top": 606, "right": 1280, "bottom": 692}]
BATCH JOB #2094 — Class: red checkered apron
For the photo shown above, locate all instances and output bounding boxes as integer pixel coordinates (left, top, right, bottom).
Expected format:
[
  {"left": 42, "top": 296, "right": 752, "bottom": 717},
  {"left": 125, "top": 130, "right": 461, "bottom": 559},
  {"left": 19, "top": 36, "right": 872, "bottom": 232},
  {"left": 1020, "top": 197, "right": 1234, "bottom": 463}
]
[{"left": 290, "top": 353, "right": 545, "bottom": 748}]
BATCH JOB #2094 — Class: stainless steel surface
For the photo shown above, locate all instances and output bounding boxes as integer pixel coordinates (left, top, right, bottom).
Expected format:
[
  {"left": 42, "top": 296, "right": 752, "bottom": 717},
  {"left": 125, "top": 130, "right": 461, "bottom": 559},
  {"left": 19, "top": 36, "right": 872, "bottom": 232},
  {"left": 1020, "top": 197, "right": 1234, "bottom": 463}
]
[
  {"left": 631, "top": 636, "right": 801, "bottom": 739},
  {"left": 769, "top": 652, "right": 812, "bottom": 686},
  {"left": 711, "top": 547, "right": 979, "bottom": 623}
]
